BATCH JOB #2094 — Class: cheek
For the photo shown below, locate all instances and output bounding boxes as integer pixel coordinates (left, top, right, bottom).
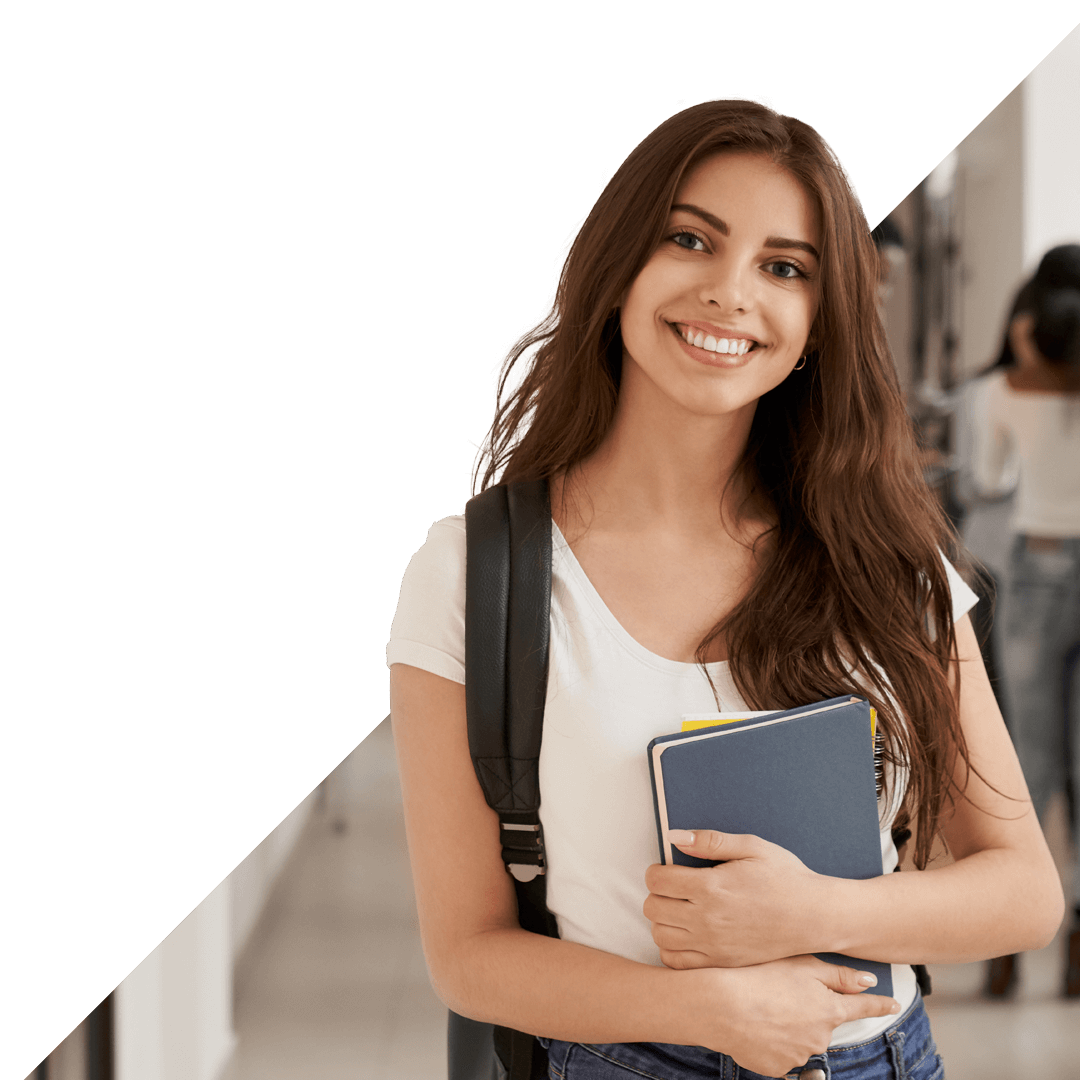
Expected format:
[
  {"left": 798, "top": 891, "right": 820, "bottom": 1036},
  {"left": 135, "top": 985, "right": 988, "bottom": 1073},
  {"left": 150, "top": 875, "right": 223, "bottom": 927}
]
[
  {"left": 619, "top": 277, "right": 662, "bottom": 348},
  {"left": 785, "top": 294, "right": 817, "bottom": 348}
]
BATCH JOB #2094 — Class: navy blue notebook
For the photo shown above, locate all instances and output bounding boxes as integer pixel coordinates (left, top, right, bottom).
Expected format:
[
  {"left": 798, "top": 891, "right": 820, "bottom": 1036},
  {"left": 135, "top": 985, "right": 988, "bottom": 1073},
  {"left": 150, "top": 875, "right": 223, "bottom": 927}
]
[{"left": 646, "top": 695, "right": 892, "bottom": 996}]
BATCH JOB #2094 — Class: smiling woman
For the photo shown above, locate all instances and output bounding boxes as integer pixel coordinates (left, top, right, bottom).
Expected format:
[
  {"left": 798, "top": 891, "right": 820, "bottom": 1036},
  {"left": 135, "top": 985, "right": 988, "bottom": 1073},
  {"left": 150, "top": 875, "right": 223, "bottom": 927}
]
[
  {"left": 619, "top": 154, "right": 820, "bottom": 424},
  {"left": 387, "top": 101, "right": 1064, "bottom": 1080}
]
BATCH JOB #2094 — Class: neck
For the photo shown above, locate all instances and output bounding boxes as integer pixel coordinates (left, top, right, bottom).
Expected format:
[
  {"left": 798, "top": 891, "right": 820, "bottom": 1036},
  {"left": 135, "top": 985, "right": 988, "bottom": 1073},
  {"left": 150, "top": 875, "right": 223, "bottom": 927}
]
[{"left": 559, "top": 362, "right": 763, "bottom": 539}]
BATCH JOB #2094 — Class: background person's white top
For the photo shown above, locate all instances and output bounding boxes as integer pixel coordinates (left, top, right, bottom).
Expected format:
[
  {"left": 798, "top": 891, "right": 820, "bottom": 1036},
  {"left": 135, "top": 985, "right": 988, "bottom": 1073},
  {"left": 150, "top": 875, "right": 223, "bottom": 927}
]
[
  {"left": 387, "top": 515, "right": 978, "bottom": 1048},
  {"left": 966, "top": 370, "right": 1080, "bottom": 537}
]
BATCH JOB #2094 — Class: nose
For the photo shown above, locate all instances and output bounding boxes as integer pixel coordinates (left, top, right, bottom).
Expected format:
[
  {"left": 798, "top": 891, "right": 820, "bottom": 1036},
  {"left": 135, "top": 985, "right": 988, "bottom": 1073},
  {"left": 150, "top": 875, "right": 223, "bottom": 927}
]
[{"left": 701, "top": 251, "right": 752, "bottom": 314}]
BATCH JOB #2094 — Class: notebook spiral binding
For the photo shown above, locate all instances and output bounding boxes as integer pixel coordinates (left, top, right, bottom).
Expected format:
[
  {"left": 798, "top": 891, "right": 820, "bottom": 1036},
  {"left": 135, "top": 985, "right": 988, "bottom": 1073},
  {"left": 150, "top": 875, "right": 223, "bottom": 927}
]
[{"left": 873, "top": 731, "right": 885, "bottom": 797}]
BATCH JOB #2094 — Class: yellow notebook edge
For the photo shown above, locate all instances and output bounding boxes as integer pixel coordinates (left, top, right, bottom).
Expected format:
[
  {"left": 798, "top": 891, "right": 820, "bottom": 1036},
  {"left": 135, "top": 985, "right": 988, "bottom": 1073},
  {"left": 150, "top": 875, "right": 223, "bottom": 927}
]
[{"left": 681, "top": 706, "right": 877, "bottom": 740}]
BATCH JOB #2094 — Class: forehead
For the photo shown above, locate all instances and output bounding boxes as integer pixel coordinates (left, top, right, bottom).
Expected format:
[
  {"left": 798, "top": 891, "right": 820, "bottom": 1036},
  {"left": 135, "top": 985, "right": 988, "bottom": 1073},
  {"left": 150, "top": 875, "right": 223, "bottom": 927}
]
[{"left": 674, "top": 152, "right": 821, "bottom": 247}]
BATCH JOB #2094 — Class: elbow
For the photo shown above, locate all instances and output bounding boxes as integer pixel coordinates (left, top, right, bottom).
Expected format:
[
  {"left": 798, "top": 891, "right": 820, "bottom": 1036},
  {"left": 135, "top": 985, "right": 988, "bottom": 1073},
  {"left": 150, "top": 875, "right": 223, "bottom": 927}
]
[
  {"left": 422, "top": 930, "right": 504, "bottom": 1022},
  {"left": 1018, "top": 874, "right": 1067, "bottom": 953},
  {"left": 1035, "top": 888, "right": 1067, "bottom": 952},
  {"left": 424, "top": 941, "right": 476, "bottom": 1018}
]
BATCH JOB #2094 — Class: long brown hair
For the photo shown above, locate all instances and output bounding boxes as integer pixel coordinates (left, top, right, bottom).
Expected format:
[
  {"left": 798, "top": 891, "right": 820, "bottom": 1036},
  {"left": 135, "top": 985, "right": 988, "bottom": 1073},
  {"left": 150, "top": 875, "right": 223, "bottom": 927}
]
[{"left": 478, "top": 100, "right": 969, "bottom": 869}]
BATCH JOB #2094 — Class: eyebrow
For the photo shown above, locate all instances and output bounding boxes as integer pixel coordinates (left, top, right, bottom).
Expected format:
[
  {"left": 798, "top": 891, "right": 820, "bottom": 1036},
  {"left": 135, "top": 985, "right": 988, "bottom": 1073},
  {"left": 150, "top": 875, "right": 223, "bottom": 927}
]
[{"left": 671, "top": 202, "right": 820, "bottom": 261}]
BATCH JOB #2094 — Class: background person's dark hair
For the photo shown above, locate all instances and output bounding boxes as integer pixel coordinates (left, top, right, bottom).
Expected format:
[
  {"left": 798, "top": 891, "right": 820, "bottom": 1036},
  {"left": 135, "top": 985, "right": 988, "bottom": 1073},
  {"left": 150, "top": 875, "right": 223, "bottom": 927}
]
[
  {"left": 478, "top": 99, "right": 973, "bottom": 869},
  {"left": 986, "top": 243, "right": 1080, "bottom": 372}
]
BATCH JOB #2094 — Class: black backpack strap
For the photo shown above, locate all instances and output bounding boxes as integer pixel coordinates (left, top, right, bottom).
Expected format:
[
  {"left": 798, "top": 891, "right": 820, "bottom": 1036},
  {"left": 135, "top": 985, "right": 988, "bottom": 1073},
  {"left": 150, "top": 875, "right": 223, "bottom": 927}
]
[
  {"left": 465, "top": 480, "right": 556, "bottom": 922},
  {"left": 454, "top": 479, "right": 556, "bottom": 1080}
]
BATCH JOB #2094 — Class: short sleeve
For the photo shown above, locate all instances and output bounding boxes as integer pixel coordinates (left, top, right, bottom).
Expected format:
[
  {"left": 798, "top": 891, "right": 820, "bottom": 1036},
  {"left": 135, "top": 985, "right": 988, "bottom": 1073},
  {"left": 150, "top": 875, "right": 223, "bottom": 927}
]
[
  {"left": 943, "top": 555, "right": 979, "bottom": 623},
  {"left": 386, "top": 515, "right": 467, "bottom": 684}
]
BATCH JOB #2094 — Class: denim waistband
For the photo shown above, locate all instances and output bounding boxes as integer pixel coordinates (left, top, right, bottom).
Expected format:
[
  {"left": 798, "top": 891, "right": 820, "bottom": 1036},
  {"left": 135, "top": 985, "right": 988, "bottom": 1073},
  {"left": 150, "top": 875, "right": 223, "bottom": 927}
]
[{"left": 540, "top": 989, "right": 941, "bottom": 1080}]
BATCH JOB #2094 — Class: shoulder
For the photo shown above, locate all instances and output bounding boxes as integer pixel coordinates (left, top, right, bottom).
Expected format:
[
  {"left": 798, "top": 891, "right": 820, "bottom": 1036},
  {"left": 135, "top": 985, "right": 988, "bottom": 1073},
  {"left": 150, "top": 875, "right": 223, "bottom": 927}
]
[
  {"left": 386, "top": 515, "right": 468, "bottom": 684},
  {"left": 397, "top": 515, "right": 467, "bottom": 595},
  {"left": 417, "top": 514, "right": 467, "bottom": 561},
  {"left": 432, "top": 514, "right": 467, "bottom": 536}
]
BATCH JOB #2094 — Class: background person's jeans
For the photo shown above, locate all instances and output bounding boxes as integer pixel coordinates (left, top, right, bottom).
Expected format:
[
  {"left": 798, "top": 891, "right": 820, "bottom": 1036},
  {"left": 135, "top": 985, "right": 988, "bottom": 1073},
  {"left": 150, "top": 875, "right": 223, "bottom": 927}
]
[
  {"left": 539, "top": 990, "right": 941, "bottom": 1079},
  {"left": 1000, "top": 534, "right": 1080, "bottom": 907}
]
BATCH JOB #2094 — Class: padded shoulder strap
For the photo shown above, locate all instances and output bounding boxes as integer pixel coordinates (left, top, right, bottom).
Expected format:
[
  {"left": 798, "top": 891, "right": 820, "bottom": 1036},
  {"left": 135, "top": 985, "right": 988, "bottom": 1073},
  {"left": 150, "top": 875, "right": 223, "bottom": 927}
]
[
  {"left": 464, "top": 483, "right": 511, "bottom": 784},
  {"left": 464, "top": 480, "right": 551, "bottom": 814},
  {"left": 465, "top": 479, "right": 557, "bottom": 906}
]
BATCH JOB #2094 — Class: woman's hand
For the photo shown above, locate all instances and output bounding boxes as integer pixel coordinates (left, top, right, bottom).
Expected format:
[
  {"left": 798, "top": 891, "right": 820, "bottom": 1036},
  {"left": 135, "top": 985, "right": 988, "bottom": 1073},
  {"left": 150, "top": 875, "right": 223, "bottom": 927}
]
[
  {"left": 691, "top": 956, "right": 899, "bottom": 1078},
  {"left": 644, "top": 829, "right": 831, "bottom": 968}
]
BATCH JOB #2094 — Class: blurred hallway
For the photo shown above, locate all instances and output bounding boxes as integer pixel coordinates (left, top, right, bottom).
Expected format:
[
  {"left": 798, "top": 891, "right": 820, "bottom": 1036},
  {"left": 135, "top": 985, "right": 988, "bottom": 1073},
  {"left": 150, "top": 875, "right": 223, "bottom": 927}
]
[
  {"left": 217, "top": 719, "right": 1080, "bottom": 1080},
  {"left": 217, "top": 719, "right": 446, "bottom": 1080}
]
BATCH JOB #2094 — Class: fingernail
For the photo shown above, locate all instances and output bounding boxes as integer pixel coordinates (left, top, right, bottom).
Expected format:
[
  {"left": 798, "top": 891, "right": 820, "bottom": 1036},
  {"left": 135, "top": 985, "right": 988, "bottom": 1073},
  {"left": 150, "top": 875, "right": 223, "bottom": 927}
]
[
  {"left": 858, "top": 973, "right": 877, "bottom": 986},
  {"left": 889, "top": 1000, "right": 901, "bottom": 1013},
  {"left": 668, "top": 829, "right": 695, "bottom": 846}
]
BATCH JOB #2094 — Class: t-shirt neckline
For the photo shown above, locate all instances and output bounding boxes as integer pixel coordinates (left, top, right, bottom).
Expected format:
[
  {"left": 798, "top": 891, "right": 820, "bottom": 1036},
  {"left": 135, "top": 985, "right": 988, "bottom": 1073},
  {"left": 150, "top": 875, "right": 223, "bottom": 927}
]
[{"left": 550, "top": 519, "right": 730, "bottom": 677}]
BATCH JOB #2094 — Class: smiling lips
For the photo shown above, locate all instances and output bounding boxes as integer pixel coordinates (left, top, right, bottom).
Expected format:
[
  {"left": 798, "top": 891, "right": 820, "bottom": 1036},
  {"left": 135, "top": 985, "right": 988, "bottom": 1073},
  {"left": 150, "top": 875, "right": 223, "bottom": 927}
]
[{"left": 673, "top": 322, "right": 758, "bottom": 356}]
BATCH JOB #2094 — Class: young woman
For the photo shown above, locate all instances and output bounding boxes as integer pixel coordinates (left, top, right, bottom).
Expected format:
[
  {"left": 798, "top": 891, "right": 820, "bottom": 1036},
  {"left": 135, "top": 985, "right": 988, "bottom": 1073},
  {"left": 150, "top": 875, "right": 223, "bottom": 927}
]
[
  {"left": 387, "top": 101, "right": 1064, "bottom": 1080},
  {"left": 965, "top": 245, "right": 1080, "bottom": 998}
]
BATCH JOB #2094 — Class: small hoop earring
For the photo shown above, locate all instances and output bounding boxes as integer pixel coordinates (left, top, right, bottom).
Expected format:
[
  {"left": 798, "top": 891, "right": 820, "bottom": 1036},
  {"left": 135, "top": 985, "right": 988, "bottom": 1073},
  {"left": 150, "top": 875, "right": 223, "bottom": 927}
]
[{"left": 793, "top": 354, "right": 807, "bottom": 371}]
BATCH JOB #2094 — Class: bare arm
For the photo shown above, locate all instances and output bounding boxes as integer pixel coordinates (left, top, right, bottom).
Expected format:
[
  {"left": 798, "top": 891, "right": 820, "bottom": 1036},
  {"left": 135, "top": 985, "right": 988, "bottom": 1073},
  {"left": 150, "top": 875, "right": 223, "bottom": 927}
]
[
  {"left": 824, "top": 612, "right": 1064, "bottom": 961},
  {"left": 390, "top": 663, "right": 899, "bottom": 1077},
  {"left": 645, "top": 614, "right": 1065, "bottom": 969}
]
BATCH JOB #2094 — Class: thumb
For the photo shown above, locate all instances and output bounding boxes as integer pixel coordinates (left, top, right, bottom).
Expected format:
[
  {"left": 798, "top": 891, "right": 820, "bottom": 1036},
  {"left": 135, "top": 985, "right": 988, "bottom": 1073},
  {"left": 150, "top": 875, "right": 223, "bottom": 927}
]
[
  {"left": 817, "top": 963, "right": 901, "bottom": 1019},
  {"left": 667, "top": 829, "right": 766, "bottom": 861},
  {"left": 817, "top": 963, "right": 884, "bottom": 995}
]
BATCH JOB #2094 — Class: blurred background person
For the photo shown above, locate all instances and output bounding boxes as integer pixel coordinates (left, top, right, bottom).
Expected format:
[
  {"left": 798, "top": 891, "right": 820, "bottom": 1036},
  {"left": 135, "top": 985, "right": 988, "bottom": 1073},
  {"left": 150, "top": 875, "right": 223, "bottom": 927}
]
[
  {"left": 872, "top": 214, "right": 907, "bottom": 305},
  {"left": 963, "top": 244, "right": 1080, "bottom": 998}
]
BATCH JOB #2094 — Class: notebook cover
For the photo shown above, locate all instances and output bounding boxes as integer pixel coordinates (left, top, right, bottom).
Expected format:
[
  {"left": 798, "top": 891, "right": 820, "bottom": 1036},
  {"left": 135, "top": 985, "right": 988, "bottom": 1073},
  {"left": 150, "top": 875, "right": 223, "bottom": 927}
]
[{"left": 646, "top": 696, "right": 892, "bottom": 996}]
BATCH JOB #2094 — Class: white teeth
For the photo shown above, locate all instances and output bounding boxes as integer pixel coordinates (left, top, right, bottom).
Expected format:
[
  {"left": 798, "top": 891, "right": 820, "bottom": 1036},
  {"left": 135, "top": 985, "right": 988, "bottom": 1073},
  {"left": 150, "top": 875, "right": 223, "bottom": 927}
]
[{"left": 680, "top": 325, "right": 755, "bottom": 355}]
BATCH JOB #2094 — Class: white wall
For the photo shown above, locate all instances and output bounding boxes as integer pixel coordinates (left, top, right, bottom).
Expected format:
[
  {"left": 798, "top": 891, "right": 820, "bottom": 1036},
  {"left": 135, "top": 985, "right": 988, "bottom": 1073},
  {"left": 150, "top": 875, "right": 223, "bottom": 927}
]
[
  {"left": 945, "top": 21, "right": 1080, "bottom": 376},
  {"left": 955, "top": 85, "right": 1025, "bottom": 380},
  {"left": 1023, "top": 21, "right": 1080, "bottom": 269}
]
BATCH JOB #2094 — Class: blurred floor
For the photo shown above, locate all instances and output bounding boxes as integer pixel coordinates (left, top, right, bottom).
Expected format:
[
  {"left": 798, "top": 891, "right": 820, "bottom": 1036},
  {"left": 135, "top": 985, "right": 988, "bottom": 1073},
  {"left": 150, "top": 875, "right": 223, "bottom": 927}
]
[{"left": 219, "top": 721, "right": 1079, "bottom": 1080}]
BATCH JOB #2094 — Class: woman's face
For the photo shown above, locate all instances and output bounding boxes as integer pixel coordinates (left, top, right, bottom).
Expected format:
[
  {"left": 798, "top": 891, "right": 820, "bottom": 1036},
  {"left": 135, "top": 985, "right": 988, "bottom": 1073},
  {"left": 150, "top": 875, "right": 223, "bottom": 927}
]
[{"left": 619, "top": 152, "right": 821, "bottom": 423}]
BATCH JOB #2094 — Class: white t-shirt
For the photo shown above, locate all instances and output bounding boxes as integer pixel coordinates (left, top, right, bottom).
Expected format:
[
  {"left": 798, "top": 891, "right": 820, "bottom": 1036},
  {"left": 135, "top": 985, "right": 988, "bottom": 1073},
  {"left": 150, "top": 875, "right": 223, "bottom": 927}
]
[
  {"left": 965, "top": 370, "right": 1080, "bottom": 537},
  {"left": 386, "top": 514, "right": 978, "bottom": 1047}
]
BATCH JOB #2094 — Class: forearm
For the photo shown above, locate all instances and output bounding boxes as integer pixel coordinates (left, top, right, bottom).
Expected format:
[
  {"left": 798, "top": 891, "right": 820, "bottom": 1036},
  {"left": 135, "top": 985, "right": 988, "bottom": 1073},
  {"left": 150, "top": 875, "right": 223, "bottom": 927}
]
[
  {"left": 431, "top": 923, "right": 903, "bottom": 1080},
  {"left": 431, "top": 926, "right": 711, "bottom": 1045},
  {"left": 815, "top": 846, "right": 1064, "bottom": 964}
]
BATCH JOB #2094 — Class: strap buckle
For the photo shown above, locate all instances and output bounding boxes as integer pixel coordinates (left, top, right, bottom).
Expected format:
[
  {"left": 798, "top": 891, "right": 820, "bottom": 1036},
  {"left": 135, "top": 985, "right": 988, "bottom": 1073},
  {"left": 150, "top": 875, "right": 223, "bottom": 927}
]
[
  {"left": 501, "top": 821, "right": 545, "bottom": 880},
  {"left": 509, "top": 863, "right": 544, "bottom": 882}
]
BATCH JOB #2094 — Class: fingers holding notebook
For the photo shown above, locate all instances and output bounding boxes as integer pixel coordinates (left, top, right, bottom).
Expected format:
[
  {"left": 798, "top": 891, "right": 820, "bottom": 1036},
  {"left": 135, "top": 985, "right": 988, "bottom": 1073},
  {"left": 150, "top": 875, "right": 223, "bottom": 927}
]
[{"left": 643, "top": 829, "right": 826, "bottom": 967}]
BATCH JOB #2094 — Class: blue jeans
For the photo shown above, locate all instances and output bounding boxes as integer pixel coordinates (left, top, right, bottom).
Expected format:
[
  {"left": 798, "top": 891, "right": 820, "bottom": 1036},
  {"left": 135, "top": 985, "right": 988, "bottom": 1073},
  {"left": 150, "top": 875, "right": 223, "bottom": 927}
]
[
  {"left": 999, "top": 535, "right": 1080, "bottom": 905},
  {"left": 538, "top": 990, "right": 941, "bottom": 1079}
]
